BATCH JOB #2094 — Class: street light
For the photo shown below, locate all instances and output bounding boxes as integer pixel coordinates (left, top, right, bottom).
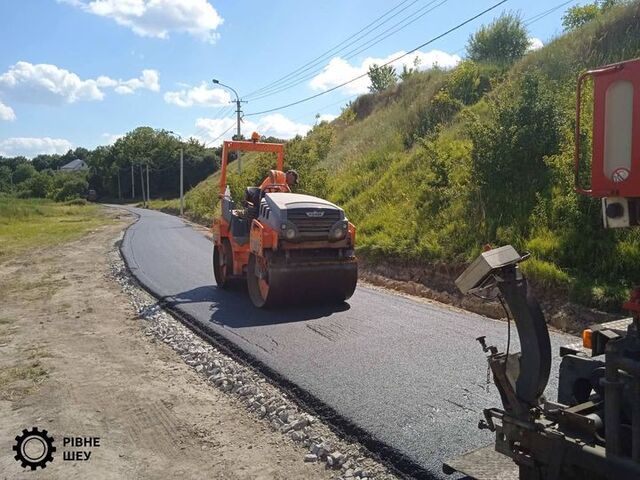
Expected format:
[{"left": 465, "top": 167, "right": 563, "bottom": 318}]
[
  {"left": 169, "top": 130, "right": 185, "bottom": 217},
  {"left": 212, "top": 78, "right": 246, "bottom": 172}
]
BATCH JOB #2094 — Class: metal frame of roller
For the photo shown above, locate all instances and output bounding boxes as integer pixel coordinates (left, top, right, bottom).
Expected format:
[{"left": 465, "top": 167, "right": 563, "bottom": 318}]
[{"left": 212, "top": 134, "right": 357, "bottom": 308}]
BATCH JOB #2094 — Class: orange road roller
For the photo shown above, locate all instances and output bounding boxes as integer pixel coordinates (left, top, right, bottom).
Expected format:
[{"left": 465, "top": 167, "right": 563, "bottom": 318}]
[{"left": 212, "top": 133, "right": 357, "bottom": 308}]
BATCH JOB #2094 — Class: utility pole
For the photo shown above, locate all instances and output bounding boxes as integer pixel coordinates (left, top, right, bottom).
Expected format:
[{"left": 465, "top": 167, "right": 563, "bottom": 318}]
[
  {"left": 139, "top": 164, "right": 145, "bottom": 207},
  {"left": 131, "top": 163, "right": 135, "bottom": 199},
  {"left": 212, "top": 79, "right": 246, "bottom": 172},
  {"left": 180, "top": 147, "right": 184, "bottom": 216},
  {"left": 146, "top": 163, "right": 150, "bottom": 204},
  {"left": 235, "top": 98, "right": 242, "bottom": 172},
  {"left": 117, "top": 170, "right": 121, "bottom": 200}
]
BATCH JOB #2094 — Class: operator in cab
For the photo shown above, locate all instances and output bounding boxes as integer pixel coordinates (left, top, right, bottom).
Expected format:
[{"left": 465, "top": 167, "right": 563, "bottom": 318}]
[{"left": 259, "top": 169, "right": 298, "bottom": 193}]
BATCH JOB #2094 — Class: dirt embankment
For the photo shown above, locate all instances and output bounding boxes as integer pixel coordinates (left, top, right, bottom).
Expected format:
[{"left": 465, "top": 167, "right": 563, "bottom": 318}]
[
  {"left": 359, "top": 258, "right": 620, "bottom": 334},
  {"left": 0, "top": 209, "right": 336, "bottom": 479}
]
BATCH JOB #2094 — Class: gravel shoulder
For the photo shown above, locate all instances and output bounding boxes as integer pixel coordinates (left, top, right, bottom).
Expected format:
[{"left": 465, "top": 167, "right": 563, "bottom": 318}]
[{"left": 0, "top": 207, "right": 384, "bottom": 479}]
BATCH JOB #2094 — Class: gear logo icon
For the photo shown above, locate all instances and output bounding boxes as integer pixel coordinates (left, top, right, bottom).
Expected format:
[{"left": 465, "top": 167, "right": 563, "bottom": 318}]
[{"left": 13, "top": 427, "right": 56, "bottom": 470}]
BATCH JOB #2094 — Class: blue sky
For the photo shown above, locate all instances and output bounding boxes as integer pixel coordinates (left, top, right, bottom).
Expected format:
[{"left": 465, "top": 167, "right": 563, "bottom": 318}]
[{"left": 0, "top": 0, "right": 582, "bottom": 157}]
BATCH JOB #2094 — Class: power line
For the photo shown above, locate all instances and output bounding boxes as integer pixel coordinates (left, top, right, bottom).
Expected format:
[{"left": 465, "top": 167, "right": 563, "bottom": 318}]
[
  {"left": 204, "top": 123, "right": 236, "bottom": 148},
  {"left": 245, "top": 0, "right": 509, "bottom": 117},
  {"left": 248, "top": 0, "right": 449, "bottom": 102},
  {"left": 524, "top": 0, "right": 576, "bottom": 26},
  {"left": 291, "top": 93, "right": 361, "bottom": 123},
  {"left": 244, "top": 0, "right": 421, "bottom": 99},
  {"left": 452, "top": 0, "right": 578, "bottom": 56},
  {"left": 190, "top": 104, "right": 237, "bottom": 142}
]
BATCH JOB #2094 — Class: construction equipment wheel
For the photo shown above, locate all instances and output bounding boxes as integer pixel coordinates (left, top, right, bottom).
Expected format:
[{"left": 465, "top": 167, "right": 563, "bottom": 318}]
[
  {"left": 247, "top": 253, "right": 358, "bottom": 308},
  {"left": 247, "top": 253, "right": 278, "bottom": 308},
  {"left": 213, "top": 239, "right": 234, "bottom": 289}
]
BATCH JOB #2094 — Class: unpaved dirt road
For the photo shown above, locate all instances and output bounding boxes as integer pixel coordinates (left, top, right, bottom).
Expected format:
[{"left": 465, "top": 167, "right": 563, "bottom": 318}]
[{"left": 0, "top": 208, "right": 334, "bottom": 479}]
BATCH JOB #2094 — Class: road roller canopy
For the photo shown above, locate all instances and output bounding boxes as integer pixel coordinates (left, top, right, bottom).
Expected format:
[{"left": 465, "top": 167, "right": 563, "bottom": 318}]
[{"left": 218, "top": 137, "right": 285, "bottom": 196}]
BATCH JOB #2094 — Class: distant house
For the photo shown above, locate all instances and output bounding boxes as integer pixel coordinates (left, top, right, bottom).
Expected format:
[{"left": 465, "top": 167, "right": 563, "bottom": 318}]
[{"left": 59, "top": 159, "right": 88, "bottom": 172}]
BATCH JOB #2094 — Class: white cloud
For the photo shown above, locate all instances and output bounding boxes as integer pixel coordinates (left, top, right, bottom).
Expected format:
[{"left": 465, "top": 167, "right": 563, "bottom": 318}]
[
  {"left": 309, "top": 49, "right": 461, "bottom": 95},
  {"left": 194, "top": 114, "right": 311, "bottom": 146},
  {"left": 194, "top": 117, "right": 238, "bottom": 144},
  {"left": 528, "top": 37, "right": 544, "bottom": 51},
  {"left": 258, "top": 114, "right": 310, "bottom": 138},
  {"left": 164, "top": 82, "right": 230, "bottom": 107},
  {"left": 0, "top": 62, "right": 160, "bottom": 104},
  {"left": 0, "top": 137, "right": 73, "bottom": 158},
  {"left": 114, "top": 69, "right": 160, "bottom": 94},
  {"left": 101, "top": 132, "right": 124, "bottom": 144},
  {"left": 60, "top": 0, "right": 224, "bottom": 43},
  {"left": 0, "top": 101, "right": 16, "bottom": 121},
  {"left": 0, "top": 61, "right": 104, "bottom": 104},
  {"left": 317, "top": 113, "right": 336, "bottom": 123}
]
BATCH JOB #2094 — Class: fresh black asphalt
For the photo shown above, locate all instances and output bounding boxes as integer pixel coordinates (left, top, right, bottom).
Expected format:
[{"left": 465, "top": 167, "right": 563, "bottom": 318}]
[{"left": 119, "top": 207, "right": 574, "bottom": 478}]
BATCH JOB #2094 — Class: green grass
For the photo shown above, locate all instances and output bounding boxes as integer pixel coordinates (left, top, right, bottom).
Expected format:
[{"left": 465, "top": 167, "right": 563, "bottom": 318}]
[{"left": 0, "top": 196, "right": 109, "bottom": 258}]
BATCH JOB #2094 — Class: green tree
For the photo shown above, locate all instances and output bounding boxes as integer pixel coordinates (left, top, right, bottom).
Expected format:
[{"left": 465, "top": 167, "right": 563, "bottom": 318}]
[
  {"left": 32, "top": 154, "right": 62, "bottom": 171},
  {"left": 562, "top": 1, "right": 620, "bottom": 31},
  {"left": 367, "top": 64, "right": 397, "bottom": 93},
  {"left": 562, "top": 3, "right": 600, "bottom": 30},
  {"left": 0, "top": 165, "right": 12, "bottom": 192},
  {"left": 13, "top": 162, "right": 36, "bottom": 184},
  {"left": 49, "top": 173, "right": 89, "bottom": 201},
  {"left": 109, "top": 127, "right": 211, "bottom": 199},
  {"left": 19, "top": 171, "right": 52, "bottom": 198},
  {"left": 467, "top": 14, "right": 529, "bottom": 66}
]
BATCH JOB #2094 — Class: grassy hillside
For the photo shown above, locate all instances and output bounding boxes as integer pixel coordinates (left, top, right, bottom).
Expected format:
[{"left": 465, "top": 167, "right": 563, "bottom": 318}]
[{"left": 159, "top": 3, "right": 640, "bottom": 311}]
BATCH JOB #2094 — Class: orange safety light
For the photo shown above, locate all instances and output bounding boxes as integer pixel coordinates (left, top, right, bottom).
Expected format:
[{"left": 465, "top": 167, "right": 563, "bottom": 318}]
[{"left": 582, "top": 328, "right": 593, "bottom": 349}]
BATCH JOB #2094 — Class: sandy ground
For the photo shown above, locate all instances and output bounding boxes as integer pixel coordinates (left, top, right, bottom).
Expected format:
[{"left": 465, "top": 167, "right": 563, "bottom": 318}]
[{"left": 0, "top": 208, "right": 334, "bottom": 479}]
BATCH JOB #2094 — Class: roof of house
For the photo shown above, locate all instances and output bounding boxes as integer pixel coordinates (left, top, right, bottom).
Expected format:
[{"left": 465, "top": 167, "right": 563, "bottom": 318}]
[{"left": 60, "top": 159, "right": 88, "bottom": 171}]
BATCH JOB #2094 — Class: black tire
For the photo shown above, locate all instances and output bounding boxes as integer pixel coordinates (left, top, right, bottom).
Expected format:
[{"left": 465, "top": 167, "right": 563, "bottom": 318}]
[{"left": 213, "top": 239, "right": 234, "bottom": 289}]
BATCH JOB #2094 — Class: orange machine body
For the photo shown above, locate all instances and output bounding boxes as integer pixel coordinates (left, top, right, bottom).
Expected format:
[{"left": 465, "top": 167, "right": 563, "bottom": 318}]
[{"left": 212, "top": 135, "right": 358, "bottom": 307}]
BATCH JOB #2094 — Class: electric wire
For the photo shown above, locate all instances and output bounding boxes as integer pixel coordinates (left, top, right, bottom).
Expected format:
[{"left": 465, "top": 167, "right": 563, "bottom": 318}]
[
  {"left": 245, "top": 0, "right": 509, "bottom": 117},
  {"left": 425, "top": 0, "right": 578, "bottom": 68},
  {"left": 248, "top": 0, "right": 449, "bottom": 102},
  {"left": 524, "top": 0, "right": 576, "bottom": 26},
  {"left": 244, "top": 0, "right": 422, "bottom": 99},
  {"left": 204, "top": 123, "right": 236, "bottom": 148}
]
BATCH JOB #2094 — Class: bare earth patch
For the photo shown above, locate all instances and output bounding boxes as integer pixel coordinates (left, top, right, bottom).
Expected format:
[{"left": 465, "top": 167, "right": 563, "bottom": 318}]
[{"left": 0, "top": 208, "right": 338, "bottom": 479}]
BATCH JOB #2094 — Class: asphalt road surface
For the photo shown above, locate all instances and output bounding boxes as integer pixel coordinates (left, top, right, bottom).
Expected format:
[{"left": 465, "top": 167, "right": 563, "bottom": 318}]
[{"left": 119, "top": 207, "right": 574, "bottom": 479}]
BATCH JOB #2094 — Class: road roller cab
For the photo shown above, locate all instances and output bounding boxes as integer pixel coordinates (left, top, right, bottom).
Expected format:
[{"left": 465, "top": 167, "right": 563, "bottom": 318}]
[{"left": 212, "top": 134, "right": 358, "bottom": 308}]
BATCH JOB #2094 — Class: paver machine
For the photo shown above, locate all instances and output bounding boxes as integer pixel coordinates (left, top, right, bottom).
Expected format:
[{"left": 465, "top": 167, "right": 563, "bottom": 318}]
[
  {"left": 443, "top": 58, "right": 640, "bottom": 479},
  {"left": 212, "top": 134, "right": 358, "bottom": 308}
]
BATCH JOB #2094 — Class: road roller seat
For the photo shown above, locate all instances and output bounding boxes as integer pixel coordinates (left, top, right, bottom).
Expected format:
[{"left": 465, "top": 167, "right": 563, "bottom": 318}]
[{"left": 244, "top": 187, "right": 261, "bottom": 219}]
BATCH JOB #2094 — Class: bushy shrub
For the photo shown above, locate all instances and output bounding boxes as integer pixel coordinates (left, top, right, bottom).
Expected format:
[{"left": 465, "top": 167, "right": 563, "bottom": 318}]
[
  {"left": 467, "top": 14, "right": 530, "bottom": 66},
  {"left": 520, "top": 258, "right": 571, "bottom": 290},
  {"left": 468, "top": 70, "right": 563, "bottom": 239},
  {"left": 416, "top": 90, "right": 463, "bottom": 138},
  {"left": 13, "top": 163, "right": 36, "bottom": 184},
  {"left": 445, "top": 61, "right": 494, "bottom": 105},
  {"left": 17, "top": 171, "right": 52, "bottom": 198},
  {"left": 0, "top": 165, "right": 12, "bottom": 192},
  {"left": 48, "top": 174, "right": 89, "bottom": 202}
]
